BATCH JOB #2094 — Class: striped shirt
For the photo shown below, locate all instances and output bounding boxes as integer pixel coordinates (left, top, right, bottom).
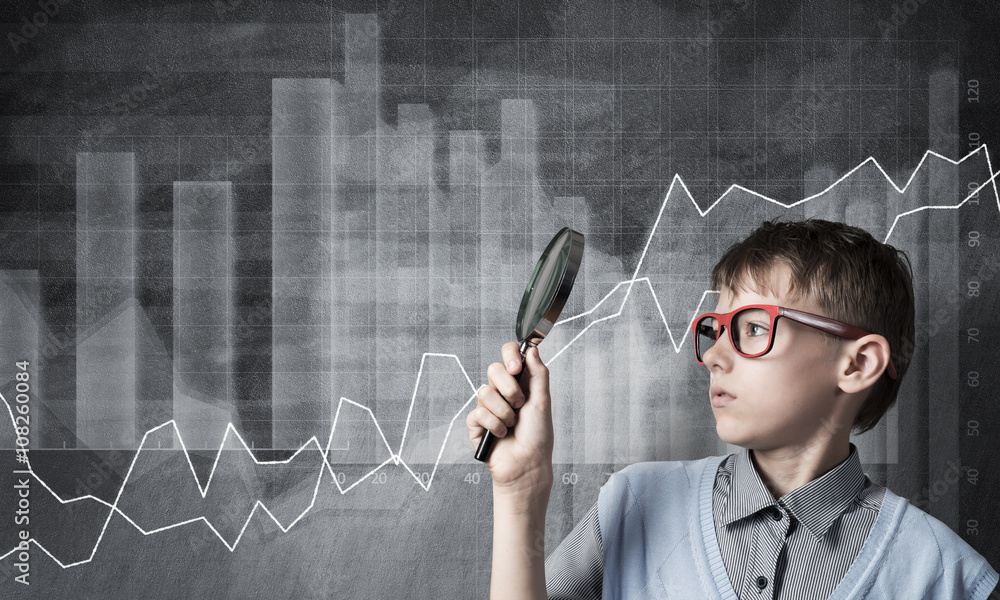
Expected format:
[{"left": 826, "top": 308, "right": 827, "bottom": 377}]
[{"left": 545, "top": 442, "right": 885, "bottom": 599}]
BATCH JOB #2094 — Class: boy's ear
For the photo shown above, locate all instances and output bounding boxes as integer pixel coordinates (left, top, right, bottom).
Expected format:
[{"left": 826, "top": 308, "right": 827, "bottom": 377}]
[{"left": 839, "top": 334, "right": 893, "bottom": 394}]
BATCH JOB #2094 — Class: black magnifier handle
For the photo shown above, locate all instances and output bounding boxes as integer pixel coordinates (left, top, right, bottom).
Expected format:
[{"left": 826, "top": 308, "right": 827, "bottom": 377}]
[{"left": 474, "top": 340, "right": 531, "bottom": 462}]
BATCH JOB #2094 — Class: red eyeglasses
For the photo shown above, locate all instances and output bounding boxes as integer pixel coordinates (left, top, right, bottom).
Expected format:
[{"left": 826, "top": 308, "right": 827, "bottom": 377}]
[{"left": 692, "top": 304, "right": 898, "bottom": 379}]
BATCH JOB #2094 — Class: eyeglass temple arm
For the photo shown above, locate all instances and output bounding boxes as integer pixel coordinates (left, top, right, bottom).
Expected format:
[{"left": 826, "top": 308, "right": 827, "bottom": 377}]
[{"left": 778, "top": 307, "right": 898, "bottom": 379}]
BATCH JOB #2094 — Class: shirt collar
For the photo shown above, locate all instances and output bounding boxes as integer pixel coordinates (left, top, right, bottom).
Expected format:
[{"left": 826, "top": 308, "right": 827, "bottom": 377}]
[{"left": 719, "top": 442, "right": 868, "bottom": 542}]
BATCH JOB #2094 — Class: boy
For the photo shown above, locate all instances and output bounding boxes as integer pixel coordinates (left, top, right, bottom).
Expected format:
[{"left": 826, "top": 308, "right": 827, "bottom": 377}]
[{"left": 467, "top": 218, "right": 999, "bottom": 599}]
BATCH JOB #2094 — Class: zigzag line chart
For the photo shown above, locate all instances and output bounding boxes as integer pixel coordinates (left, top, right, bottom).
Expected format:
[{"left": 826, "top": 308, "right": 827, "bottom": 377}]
[{"left": 2, "top": 144, "right": 998, "bottom": 570}]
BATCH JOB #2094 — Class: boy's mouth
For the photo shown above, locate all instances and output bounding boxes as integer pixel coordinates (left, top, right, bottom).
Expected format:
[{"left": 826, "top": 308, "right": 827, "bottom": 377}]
[{"left": 710, "top": 386, "right": 736, "bottom": 407}]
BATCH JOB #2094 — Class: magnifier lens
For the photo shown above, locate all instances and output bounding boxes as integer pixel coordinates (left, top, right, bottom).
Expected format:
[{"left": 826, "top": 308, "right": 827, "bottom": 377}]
[{"left": 516, "top": 232, "right": 572, "bottom": 342}]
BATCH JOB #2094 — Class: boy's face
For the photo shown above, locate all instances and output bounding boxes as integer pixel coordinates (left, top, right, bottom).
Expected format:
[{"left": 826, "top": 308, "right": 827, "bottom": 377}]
[{"left": 702, "top": 264, "right": 852, "bottom": 452}]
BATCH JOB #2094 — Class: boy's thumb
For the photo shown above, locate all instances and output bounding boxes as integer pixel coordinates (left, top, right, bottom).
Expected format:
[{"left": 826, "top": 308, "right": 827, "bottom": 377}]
[{"left": 524, "top": 346, "right": 549, "bottom": 393}]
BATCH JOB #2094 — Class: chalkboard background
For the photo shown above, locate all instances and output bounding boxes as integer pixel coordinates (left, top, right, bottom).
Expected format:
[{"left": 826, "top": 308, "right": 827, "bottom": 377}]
[{"left": 0, "top": 0, "right": 997, "bottom": 597}]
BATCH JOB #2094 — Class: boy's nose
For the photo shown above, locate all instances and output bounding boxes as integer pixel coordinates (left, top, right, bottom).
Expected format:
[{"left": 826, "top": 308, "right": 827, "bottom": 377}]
[{"left": 701, "top": 325, "right": 734, "bottom": 368}]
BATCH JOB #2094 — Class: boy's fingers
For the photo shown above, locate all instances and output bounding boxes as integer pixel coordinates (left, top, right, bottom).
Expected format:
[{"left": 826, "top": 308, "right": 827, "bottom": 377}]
[
  {"left": 467, "top": 406, "right": 507, "bottom": 439},
  {"left": 466, "top": 411, "right": 481, "bottom": 444},
  {"left": 478, "top": 379, "right": 518, "bottom": 426},
  {"left": 487, "top": 361, "right": 524, "bottom": 409},
  {"left": 501, "top": 341, "right": 522, "bottom": 375}
]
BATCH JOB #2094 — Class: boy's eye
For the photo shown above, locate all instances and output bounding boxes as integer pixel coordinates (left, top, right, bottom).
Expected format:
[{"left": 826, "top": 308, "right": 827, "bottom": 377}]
[{"left": 734, "top": 308, "right": 770, "bottom": 339}]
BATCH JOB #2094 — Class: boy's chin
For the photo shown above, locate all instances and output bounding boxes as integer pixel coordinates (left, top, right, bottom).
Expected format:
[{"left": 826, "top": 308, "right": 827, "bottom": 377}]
[{"left": 714, "top": 421, "right": 752, "bottom": 447}]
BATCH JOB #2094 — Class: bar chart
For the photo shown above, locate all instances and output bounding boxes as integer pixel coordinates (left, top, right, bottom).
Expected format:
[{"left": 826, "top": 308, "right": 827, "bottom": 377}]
[{"left": 0, "top": 1, "right": 996, "bottom": 597}]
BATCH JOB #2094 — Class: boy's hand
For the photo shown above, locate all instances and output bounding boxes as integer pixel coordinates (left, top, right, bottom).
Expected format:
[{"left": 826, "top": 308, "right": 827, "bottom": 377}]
[{"left": 466, "top": 342, "right": 554, "bottom": 495}]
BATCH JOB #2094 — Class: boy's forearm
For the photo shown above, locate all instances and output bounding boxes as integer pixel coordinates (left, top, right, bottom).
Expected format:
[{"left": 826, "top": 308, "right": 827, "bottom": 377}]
[{"left": 490, "top": 476, "right": 553, "bottom": 599}]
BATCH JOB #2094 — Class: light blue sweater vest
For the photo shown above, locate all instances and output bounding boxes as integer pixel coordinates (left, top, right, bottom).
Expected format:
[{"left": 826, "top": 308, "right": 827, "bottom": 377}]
[{"left": 597, "top": 454, "right": 999, "bottom": 599}]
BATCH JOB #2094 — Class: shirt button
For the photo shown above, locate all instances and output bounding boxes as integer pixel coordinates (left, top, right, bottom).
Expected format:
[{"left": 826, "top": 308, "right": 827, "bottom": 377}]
[
  {"left": 756, "top": 575, "right": 768, "bottom": 589},
  {"left": 769, "top": 507, "right": 782, "bottom": 521}
]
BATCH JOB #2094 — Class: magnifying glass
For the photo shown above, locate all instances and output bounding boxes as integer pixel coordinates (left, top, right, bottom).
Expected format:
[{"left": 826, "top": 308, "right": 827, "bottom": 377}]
[{"left": 474, "top": 227, "right": 585, "bottom": 462}]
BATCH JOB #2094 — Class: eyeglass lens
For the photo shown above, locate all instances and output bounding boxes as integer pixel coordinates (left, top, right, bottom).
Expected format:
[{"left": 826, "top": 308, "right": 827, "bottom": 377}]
[{"left": 696, "top": 308, "right": 773, "bottom": 360}]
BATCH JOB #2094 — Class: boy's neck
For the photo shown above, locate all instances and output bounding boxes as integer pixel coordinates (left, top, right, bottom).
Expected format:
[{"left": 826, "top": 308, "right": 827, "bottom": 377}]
[{"left": 749, "top": 439, "right": 852, "bottom": 500}]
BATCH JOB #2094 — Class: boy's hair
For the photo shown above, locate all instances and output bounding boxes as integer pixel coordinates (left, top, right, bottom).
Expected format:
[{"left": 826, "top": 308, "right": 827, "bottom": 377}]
[{"left": 709, "top": 218, "right": 916, "bottom": 435}]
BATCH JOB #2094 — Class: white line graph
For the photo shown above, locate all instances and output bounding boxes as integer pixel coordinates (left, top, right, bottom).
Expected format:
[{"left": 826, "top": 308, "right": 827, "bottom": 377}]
[
  {"left": 688, "top": 144, "right": 999, "bottom": 242},
  {"left": 2, "top": 144, "right": 998, "bottom": 569}
]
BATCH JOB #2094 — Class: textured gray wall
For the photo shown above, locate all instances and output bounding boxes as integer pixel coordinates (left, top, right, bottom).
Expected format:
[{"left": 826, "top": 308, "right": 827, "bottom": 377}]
[{"left": 0, "top": 0, "right": 997, "bottom": 597}]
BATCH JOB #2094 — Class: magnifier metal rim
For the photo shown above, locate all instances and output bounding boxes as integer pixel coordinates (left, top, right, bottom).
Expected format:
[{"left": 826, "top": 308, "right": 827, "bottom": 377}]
[{"left": 516, "top": 227, "right": 585, "bottom": 345}]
